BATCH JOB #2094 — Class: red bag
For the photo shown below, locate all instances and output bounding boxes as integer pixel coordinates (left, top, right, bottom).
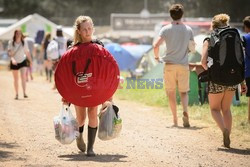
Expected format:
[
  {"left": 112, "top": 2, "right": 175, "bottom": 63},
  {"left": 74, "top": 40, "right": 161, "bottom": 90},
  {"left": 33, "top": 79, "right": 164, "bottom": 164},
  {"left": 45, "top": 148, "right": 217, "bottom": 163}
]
[{"left": 55, "top": 42, "right": 120, "bottom": 107}]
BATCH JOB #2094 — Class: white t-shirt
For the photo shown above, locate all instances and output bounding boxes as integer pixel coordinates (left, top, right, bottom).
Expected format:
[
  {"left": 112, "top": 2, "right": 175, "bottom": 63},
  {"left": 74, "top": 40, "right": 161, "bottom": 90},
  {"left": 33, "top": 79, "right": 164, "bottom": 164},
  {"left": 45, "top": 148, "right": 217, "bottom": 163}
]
[
  {"left": 55, "top": 37, "right": 67, "bottom": 56},
  {"left": 8, "top": 41, "right": 29, "bottom": 63}
]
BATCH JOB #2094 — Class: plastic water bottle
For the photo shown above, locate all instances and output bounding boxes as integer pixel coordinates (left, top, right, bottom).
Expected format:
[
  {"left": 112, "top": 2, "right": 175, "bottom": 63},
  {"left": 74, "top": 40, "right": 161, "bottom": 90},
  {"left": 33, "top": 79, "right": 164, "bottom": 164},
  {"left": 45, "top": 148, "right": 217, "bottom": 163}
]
[
  {"left": 53, "top": 117, "right": 60, "bottom": 140},
  {"left": 71, "top": 119, "right": 79, "bottom": 138},
  {"left": 61, "top": 116, "right": 68, "bottom": 140}
]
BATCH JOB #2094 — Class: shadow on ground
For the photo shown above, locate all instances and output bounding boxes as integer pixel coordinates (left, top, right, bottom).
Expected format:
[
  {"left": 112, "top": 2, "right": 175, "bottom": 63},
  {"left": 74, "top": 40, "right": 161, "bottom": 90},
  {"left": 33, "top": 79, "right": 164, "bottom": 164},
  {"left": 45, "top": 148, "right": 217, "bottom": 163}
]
[
  {"left": 217, "top": 147, "right": 250, "bottom": 155},
  {"left": 0, "top": 141, "right": 20, "bottom": 161},
  {"left": 59, "top": 153, "right": 128, "bottom": 162},
  {"left": 166, "top": 125, "right": 208, "bottom": 130}
]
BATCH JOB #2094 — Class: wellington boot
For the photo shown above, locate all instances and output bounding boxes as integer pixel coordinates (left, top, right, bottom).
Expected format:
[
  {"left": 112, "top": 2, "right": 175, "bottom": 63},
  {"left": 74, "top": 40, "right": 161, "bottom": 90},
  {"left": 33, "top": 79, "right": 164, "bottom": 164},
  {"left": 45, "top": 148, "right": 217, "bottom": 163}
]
[
  {"left": 87, "top": 126, "right": 97, "bottom": 156},
  {"left": 223, "top": 129, "right": 230, "bottom": 148},
  {"left": 76, "top": 133, "right": 86, "bottom": 152}
]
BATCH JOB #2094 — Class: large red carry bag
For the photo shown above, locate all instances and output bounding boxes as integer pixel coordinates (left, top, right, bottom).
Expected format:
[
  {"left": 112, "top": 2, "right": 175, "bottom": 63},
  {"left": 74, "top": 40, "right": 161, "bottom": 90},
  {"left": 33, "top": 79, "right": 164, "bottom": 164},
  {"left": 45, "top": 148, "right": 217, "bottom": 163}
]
[{"left": 55, "top": 42, "right": 120, "bottom": 107}]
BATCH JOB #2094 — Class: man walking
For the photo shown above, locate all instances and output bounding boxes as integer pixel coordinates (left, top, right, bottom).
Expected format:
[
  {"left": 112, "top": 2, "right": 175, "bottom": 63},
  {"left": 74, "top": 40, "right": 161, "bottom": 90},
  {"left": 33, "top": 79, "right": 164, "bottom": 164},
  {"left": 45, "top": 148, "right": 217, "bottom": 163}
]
[{"left": 153, "top": 4, "right": 194, "bottom": 127}]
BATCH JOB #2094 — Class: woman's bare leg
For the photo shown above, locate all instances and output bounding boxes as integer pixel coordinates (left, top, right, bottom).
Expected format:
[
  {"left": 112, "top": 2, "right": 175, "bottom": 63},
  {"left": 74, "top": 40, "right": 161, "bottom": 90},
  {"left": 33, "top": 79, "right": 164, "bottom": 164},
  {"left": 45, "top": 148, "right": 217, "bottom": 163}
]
[
  {"left": 209, "top": 93, "right": 225, "bottom": 132},
  {"left": 20, "top": 67, "right": 27, "bottom": 96},
  {"left": 12, "top": 70, "right": 19, "bottom": 97}
]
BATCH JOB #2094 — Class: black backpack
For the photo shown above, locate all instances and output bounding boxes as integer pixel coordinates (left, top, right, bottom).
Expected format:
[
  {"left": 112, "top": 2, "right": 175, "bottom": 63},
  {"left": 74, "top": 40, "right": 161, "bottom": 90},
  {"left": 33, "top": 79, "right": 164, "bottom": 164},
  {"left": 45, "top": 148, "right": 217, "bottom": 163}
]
[{"left": 206, "top": 27, "right": 245, "bottom": 86}]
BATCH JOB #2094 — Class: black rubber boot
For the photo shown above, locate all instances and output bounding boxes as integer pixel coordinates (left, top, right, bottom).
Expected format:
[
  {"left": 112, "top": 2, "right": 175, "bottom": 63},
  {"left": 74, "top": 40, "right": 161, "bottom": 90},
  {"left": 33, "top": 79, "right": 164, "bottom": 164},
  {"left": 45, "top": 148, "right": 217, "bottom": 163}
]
[
  {"left": 223, "top": 128, "right": 230, "bottom": 148},
  {"left": 76, "top": 126, "right": 86, "bottom": 152},
  {"left": 87, "top": 126, "right": 97, "bottom": 157}
]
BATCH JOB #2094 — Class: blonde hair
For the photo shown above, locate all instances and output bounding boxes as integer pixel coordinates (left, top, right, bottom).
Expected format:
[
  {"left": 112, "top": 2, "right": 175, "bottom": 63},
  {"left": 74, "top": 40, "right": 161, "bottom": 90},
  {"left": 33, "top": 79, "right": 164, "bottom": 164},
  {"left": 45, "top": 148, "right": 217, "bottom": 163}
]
[
  {"left": 211, "top": 14, "right": 230, "bottom": 30},
  {"left": 73, "top": 16, "right": 94, "bottom": 45}
]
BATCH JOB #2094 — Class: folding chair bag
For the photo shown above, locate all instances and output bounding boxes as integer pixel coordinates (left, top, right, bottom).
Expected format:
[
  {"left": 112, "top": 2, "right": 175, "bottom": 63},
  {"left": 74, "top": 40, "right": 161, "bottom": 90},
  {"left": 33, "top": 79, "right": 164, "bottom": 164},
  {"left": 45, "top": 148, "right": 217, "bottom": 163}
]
[{"left": 55, "top": 42, "right": 120, "bottom": 107}]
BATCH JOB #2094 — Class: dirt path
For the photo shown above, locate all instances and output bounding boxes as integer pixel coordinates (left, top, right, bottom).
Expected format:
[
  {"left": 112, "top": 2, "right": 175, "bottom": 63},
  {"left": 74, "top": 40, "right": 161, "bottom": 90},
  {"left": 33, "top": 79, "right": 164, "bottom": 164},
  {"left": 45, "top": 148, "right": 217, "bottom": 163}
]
[{"left": 0, "top": 70, "right": 249, "bottom": 167}]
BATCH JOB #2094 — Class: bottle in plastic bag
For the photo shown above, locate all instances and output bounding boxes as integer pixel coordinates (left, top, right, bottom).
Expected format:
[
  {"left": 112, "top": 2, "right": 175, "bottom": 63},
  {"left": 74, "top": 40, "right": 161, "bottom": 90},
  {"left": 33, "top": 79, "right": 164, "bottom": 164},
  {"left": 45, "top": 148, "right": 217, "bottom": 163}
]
[
  {"left": 53, "top": 116, "right": 61, "bottom": 140},
  {"left": 53, "top": 105, "right": 79, "bottom": 144}
]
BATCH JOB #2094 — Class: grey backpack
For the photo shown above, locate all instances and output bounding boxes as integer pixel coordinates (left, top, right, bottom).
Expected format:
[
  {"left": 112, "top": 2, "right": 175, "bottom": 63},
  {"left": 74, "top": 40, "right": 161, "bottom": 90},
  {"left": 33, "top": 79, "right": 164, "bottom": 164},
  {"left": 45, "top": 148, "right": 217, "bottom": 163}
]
[{"left": 207, "top": 27, "right": 245, "bottom": 86}]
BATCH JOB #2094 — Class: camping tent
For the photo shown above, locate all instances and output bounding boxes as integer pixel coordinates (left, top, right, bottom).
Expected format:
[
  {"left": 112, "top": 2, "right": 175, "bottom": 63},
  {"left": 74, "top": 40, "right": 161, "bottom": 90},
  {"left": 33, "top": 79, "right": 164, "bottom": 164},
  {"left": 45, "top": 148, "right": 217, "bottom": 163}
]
[
  {"left": 0, "top": 13, "right": 72, "bottom": 41},
  {"left": 122, "top": 44, "right": 152, "bottom": 60},
  {"left": 189, "top": 34, "right": 207, "bottom": 63},
  {"left": 105, "top": 43, "right": 152, "bottom": 71},
  {"left": 105, "top": 43, "right": 151, "bottom": 71},
  {"left": 105, "top": 43, "right": 136, "bottom": 71}
]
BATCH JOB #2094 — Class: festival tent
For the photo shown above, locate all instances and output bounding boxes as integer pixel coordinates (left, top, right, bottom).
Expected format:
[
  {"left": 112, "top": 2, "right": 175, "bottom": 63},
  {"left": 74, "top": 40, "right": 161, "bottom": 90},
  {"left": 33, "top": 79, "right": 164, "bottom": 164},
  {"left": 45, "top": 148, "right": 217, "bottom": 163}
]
[
  {"left": 100, "top": 38, "right": 113, "bottom": 46},
  {"left": 122, "top": 44, "right": 152, "bottom": 60},
  {"left": 105, "top": 43, "right": 136, "bottom": 71},
  {"left": 189, "top": 34, "right": 207, "bottom": 63},
  {"left": 0, "top": 13, "right": 72, "bottom": 42},
  {"left": 105, "top": 43, "right": 151, "bottom": 71}
]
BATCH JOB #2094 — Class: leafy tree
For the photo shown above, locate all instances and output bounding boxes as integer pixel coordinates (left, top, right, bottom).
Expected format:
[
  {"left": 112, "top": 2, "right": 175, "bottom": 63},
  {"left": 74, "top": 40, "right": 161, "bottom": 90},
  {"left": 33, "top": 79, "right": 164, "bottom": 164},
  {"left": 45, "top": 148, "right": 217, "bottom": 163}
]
[{"left": 0, "top": 0, "right": 249, "bottom": 25}]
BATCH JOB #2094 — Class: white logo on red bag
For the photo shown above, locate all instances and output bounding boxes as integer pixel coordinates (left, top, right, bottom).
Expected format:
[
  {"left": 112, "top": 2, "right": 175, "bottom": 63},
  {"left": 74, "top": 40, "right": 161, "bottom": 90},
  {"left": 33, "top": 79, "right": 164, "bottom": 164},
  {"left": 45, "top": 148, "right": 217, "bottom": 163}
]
[{"left": 75, "top": 72, "right": 92, "bottom": 88}]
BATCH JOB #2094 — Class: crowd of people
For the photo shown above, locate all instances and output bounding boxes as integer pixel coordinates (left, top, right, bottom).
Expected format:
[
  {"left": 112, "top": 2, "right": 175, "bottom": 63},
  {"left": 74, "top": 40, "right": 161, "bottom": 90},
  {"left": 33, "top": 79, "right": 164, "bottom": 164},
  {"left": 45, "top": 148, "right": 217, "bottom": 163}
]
[
  {"left": 7, "top": 25, "right": 69, "bottom": 96},
  {"left": 6, "top": 3, "right": 250, "bottom": 156}
]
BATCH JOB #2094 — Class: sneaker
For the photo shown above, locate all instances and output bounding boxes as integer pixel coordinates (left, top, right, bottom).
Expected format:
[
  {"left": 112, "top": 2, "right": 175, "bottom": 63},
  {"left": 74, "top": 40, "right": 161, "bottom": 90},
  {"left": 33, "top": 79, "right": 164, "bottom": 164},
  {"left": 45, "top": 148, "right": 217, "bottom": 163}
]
[
  {"left": 24, "top": 94, "right": 28, "bottom": 98},
  {"left": 223, "top": 129, "right": 230, "bottom": 148},
  {"left": 15, "top": 95, "right": 18, "bottom": 100},
  {"left": 182, "top": 112, "right": 190, "bottom": 128}
]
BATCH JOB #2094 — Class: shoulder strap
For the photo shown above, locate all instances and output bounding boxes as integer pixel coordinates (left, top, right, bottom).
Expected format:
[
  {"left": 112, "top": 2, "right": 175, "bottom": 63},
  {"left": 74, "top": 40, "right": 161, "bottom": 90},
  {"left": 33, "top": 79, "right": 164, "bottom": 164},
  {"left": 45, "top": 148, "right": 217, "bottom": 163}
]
[
  {"left": 91, "top": 39, "right": 104, "bottom": 47},
  {"left": 12, "top": 43, "right": 23, "bottom": 56},
  {"left": 242, "top": 36, "right": 247, "bottom": 48},
  {"left": 203, "top": 37, "right": 210, "bottom": 43}
]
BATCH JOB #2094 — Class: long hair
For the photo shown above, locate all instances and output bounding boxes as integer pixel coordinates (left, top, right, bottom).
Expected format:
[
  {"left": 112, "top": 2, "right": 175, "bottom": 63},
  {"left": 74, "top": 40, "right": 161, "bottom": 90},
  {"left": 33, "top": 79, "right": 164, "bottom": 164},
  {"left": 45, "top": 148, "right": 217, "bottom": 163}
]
[
  {"left": 73, "top": 16, "right": 94, "bottom": 45},
  {"left": 12, "top": 29, "right": 24, "bottom": 46},
  {"left": 43, "top": 32, "right": 51, "bottom": 49},
  {"left": 44, "top": 33, "right": 51, "bottom": 42}
]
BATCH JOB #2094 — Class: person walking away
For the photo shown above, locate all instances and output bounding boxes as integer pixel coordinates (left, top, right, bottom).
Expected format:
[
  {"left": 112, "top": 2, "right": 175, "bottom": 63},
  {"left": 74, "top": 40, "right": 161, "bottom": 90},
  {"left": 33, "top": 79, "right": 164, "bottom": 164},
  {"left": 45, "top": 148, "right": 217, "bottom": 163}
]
[
  {"left": 201, "top": 14, "right": 246, "bottom": 148},
  {"left": 24, "top": 33, "right": 35, "bottom": 81},
  {"left": 242, "top": 16, "right": 250, "bottom": 123},
  {"left": 153, "top": 4, "right": 194, "bottom": 127},
  {"left": 51, "top": 26, "right": 68, "bottom": 89},
  {"left": 42, "top": 33, "right": 53, "bottom": 82},
  {"left": 55, "top": 26, "right": 67, "bottom": 59},
  {"left": 8, "top": 29, "right": 32, "bottom": 99}
]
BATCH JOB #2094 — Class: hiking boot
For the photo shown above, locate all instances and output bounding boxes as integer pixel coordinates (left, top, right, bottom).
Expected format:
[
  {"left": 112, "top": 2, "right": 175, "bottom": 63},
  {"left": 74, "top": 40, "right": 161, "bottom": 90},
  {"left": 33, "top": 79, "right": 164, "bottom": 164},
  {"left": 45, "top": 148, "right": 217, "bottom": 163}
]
[
  {"left": 223, "top": 129, "right": 230, "bottom": 148},
  {"left": 76, "top": 133, "right": 86, "bottom": 152},
  {"left": 182, "top": 112, "right": 190, "bottom": 128}
]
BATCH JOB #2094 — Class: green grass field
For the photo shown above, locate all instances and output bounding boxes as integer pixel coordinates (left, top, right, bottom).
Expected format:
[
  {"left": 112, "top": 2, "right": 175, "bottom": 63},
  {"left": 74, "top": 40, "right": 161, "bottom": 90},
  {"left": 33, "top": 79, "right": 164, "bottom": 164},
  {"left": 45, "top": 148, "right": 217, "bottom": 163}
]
[{"left": 116, "top": 77, "right": 250, "bottom": 133}]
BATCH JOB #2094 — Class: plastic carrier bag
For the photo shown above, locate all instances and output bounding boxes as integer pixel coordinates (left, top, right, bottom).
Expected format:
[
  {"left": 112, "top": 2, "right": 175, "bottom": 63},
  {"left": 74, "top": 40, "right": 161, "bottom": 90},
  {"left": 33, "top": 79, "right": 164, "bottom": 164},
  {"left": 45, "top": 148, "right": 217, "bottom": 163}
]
[
  {"left": 98, "top": 102, "right": 122, "bottom": 140},
  {"left": 53, "top": 105, "right": 79, "bottom": 144}
]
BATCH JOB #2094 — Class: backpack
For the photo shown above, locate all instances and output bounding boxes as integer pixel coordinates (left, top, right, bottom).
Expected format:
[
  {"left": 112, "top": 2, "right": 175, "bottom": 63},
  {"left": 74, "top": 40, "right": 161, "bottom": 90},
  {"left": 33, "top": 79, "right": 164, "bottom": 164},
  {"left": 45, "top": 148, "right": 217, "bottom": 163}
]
[
  {"left": 207, "top": 27, "right": 245, "bottom": 86},
  {"left": 46, "top": 39, "right": 59, "bottom": 60}
]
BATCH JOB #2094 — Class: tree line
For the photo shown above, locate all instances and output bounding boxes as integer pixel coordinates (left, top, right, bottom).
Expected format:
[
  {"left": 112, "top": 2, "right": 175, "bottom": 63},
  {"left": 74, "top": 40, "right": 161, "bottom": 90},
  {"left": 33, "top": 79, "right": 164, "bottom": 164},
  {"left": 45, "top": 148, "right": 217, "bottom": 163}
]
[{"left": 0, "top": 0, "right": 248, "bottom": 26}]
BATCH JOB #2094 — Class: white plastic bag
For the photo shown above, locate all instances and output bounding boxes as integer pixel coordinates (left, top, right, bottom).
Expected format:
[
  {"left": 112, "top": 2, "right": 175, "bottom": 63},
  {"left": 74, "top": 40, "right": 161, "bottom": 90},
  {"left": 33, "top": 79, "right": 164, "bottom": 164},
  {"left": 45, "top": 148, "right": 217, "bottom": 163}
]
[
  {"left": 53, "top": 105, "right": 79, "bottom": 144},
  {"left": 98, "top": 102, "right": 122, "bottom": 140}
]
